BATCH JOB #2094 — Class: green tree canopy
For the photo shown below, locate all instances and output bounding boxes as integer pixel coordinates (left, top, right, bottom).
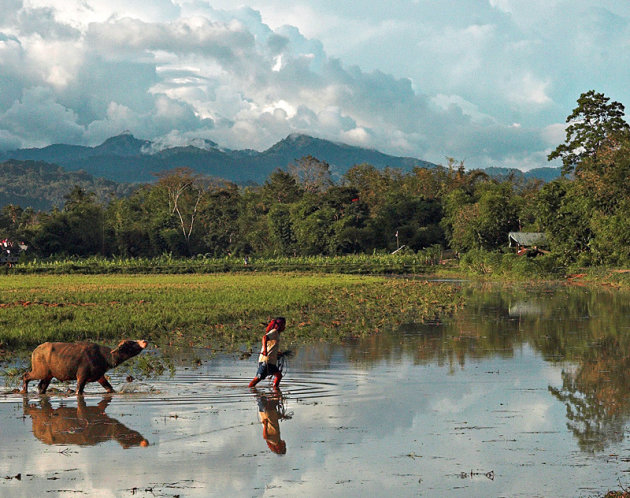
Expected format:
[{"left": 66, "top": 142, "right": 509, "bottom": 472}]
[{"left": 548, "top": 90, "right": 629, "bottom": 175}]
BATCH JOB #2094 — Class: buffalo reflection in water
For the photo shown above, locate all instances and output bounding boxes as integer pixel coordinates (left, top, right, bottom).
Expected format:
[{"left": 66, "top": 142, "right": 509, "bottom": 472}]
[{"left": 23, "top": 396, "right": 149, "bottom": 449}]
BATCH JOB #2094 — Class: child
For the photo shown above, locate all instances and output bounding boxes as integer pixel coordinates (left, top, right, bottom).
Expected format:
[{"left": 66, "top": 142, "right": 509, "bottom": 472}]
[{"left": 248, "top": 317, "right": 286, "bottom": 389}]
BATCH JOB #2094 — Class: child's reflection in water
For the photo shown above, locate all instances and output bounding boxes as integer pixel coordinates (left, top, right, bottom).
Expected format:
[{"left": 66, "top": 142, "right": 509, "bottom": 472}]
[{"left": 254, "top": 389, "right": 292, "bottom": 455}]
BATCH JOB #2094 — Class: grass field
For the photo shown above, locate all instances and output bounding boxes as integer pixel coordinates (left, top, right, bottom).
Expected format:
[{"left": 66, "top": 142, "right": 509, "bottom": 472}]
[
  {"left": 2, "top": 251, "right": 445, "bottom": 275},
  {"left": 0, "top": 273, "right": 463, "bottom": 352}
]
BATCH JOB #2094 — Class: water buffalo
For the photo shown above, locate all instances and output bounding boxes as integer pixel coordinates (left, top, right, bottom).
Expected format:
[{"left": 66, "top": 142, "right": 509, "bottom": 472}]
[{"left": 21, "top": 340, "right": 148, "bottom": 395}]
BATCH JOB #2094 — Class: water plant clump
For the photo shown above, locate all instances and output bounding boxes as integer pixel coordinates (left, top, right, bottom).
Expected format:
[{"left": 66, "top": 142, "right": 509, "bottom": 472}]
[
  {"left": 125, "top": 353, "right": 175, "bottom": 378},
  {"left": 1, "top": 366, "right": 27, "bottom": 389},
  {"left": 0, "top": 273, "right": 463, "bottom": 352}
]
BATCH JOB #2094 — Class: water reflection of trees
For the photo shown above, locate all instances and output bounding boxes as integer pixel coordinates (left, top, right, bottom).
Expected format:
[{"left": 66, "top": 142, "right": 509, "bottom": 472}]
[
  {"left": 338, "top": 283, "right": 630, "bottom": 452},
  {"left": 525, "top": 286, "right": 630, "bottom": 451},
  {"left": 548, "top": 336, "right": 630, "bottom": 452}
]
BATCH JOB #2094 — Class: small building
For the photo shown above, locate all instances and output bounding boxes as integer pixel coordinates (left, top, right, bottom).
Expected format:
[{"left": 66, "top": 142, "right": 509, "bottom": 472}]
[
  {"left": 508, "top": 232, "right": 548, "bottom": 256},
  {"left": 0, "top": 239, "right": 27, "bottom": 265}
]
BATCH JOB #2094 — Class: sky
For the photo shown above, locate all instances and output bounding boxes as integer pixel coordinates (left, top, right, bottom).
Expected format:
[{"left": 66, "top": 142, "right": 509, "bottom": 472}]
[{"left": 0, "top": 0, "right": 628, "bottom": 170}]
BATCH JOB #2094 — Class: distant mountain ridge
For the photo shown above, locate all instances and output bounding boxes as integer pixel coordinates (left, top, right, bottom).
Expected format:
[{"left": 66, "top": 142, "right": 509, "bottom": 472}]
[
  {"left": 0, "top": 132, "right": 561, "bottom": 185},
  {"left": 482, "top": 166, "right": 561, "bottom": 183},
  {"left": 0, "top": 132, "right": 437, "bottom": 184}
]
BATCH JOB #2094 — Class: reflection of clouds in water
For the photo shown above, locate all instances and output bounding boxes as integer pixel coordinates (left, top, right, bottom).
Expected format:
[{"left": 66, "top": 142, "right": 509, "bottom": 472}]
[
  {"left": 0, "top": 337, "right": 624, "bottom": 496},
  {"left": 431, "top": 391, "right": 475, "bottom": 413},
  {"left": 541, "top": 363, "right": 563, "bottom": 386},
  {"left": 0, "top": 409, "right": 126, "bottom": 497},
  {"left": 513, "top": 400, "right": 554, "bottom": 432}
]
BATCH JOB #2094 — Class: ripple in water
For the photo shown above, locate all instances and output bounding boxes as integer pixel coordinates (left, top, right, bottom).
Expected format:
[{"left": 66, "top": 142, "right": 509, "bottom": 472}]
[
  {"left": 1, "top": 365, "right": 368, "bottom": 407},
  {"left": 110, "top": 369, "right": 354, "bottom": 407}
]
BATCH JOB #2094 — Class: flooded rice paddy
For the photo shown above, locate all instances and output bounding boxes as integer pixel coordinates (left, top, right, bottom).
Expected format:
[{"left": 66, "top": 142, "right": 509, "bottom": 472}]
[{"left": 2, "top": 282, "right": 630, "bottom": 496}]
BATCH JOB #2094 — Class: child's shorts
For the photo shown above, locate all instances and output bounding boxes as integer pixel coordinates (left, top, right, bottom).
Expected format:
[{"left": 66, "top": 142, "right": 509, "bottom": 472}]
[{"left": 256, "top": 362, "right": 279, "bottom": 379}]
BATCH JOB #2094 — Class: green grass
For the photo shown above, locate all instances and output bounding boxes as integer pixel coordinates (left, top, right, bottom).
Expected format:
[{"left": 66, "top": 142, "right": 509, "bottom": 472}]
[
  {"left": 457, "top": 250, "right": 566, "bottom": 279},
  {"left": 559, "top": 267, "right": 630, "bottom": 288},
  {"left": 0, "top": 273, "right": 463, "bottom": 352},
  {"left": 3, "top": 250, "right": 445, "bottom": 275}
]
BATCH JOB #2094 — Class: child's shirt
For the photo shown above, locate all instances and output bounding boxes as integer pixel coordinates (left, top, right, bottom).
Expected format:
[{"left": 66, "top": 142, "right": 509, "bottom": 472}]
[{"left": 258, "top": 328, "right": 280, "bottom": 364}]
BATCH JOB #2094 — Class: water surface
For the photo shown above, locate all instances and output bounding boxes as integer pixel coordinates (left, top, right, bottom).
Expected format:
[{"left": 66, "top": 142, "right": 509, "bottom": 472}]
[{"left": 2, "top": 283, "right": 630, "bottom": 496}]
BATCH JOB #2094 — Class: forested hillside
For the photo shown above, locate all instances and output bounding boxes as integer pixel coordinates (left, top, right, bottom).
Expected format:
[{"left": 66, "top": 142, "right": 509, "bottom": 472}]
[
  {"left": 0, "top": 160, "right": 135, "bottom": 210},
  {"left": 0, "top": 91, "right": 627, "bottom": 267}
]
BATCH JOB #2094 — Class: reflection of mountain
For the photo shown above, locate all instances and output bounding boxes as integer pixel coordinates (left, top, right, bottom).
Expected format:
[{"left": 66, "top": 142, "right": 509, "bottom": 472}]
[{"left": 23, "top": 397, "right": 148, "bottom": 449}]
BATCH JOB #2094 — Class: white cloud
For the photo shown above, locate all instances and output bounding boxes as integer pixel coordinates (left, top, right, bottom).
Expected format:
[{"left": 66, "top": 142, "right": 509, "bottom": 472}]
[
  {"left": 142, "top": 129, "right": 218, "bottom": 153},
  {"left": 0, "top": 128, "right": 21, "bottom": 149},
  {"left": 0, "top": 86, "right": 84, "bottom": 146},
  {"left": 505, "top": 73, "right": 552, "bottom": 106},
  {"left": 342, "top": 127, "right": 371, "bottom": 147},
  {"left": 542, "top": 123, "right": 566, "bottom": 147},
  {"left": 26, "top": 38, "right": 84, "bottom": 88},
  {"left": 0, "top": 1, "right": 627, "bottom": 170},
  {"left": 431, "top": 94, "right": 495, "bottom": 123},
  {"left": 262, "top": 99, "right": 297, "bottom": 119}
]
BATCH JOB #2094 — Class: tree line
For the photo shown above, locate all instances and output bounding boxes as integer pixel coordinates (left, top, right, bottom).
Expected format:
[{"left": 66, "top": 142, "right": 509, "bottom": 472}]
[{"left": 1, "top": 90, "right": 629, "bottom": 266}]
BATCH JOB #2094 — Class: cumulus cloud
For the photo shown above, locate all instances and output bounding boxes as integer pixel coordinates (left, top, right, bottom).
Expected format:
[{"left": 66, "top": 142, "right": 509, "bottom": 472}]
[
  {"left": 142, "top": 130, "right": 219, "bottom": 153},
  {"left": 0, "top": 0, "right": 627, "bottom": 170},
  {"left": 0, "top": 86, "right": 84, "bottom": 145}
]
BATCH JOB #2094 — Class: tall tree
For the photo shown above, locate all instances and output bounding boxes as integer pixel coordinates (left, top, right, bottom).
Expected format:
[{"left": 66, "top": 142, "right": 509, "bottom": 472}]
[
  {"left": 343, "top": 164, "right": 401, "bottom": 217},
  {"left": 548, "top": 90, "right": 629, "bottom": 175},
  {"left": 31, "top": 186, "right": 105, "bottom": 256},
  {"left": 0, "top": 205, "right": 23, "bottom": 241},
  {"left": 289, "top": 155, "right": 333, "bottom": 193},
  {"left": 267, "top": 203, "right": 297, "bottom": 256},
  {"left": 370, "top": 192, "right": 444, "bottom": 252},
  {"left": 290, "top": 194, "right": 336, "bottom": 255},
  {"left": 535, "top": 179, "right": 593, "bottom": 264},
  {"left": 63, "top": 186, "right": 105, "bottom": 255},
  {"left": 236, "top": 187, "right": 271, "bottom": 256},
  {"left": 199, "top": 182, "right": 242, "bottom": 256},
  {"left": 155, "top": 168, "right": 206, "bottom": 255},
  {"left": 261, "top": 169, "right": 303, "bottom": 206},
  {"left": 442, "top": 182, "right": 519, "bottom": 252}
]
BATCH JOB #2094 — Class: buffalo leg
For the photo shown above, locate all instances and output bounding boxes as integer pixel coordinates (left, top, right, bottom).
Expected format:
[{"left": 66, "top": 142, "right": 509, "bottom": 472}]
[
  {"left": 37, "top": 377, "right": 52, "bottom": 394},
  {"left": 97, "top": 376, "right": 115, "bottom": 393},
  {"left": 76, "top": 376, "right": 88, "bottom": 396},
  {"left": 21, "top": 372, "right": 33, "bottom": 394}
]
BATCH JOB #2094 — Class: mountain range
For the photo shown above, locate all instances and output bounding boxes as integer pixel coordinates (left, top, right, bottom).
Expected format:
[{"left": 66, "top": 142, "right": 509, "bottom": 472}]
[
  {"left": 0, "top": 132, "right": 437, "bottom": 184},
  {"left": 0, "top": 132, "right": 561, "bottom": 185}
]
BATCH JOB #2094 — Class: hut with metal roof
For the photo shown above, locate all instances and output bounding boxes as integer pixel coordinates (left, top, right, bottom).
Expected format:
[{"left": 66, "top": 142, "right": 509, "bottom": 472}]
[
  {"left": 508, "top": 232, "right": 548, "bottom": 256},
  {"left": 508, "top": 232, "right": 547, "bottom": 248}
]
